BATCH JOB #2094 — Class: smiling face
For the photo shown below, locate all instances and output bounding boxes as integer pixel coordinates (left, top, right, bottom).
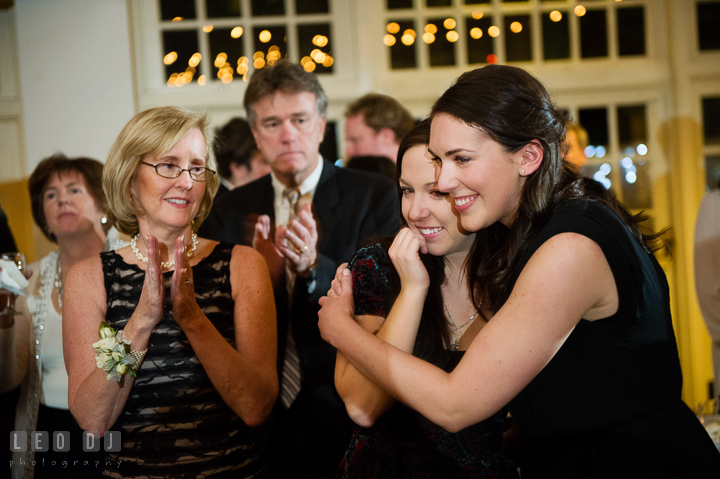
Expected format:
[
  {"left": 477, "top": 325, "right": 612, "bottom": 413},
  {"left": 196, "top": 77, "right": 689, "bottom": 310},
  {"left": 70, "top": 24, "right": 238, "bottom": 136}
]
[
  {"left": 132, "top": 128, "right": 206, "bottom": 234},
  {"left": 429, "top": 113, "right": 526, "bottom": 231},
  {"left": 43, "top": 171, "right": 105, "bottom": 241},
  {"left": 250, "top": 90, "right": 326, "bottom": 187},
  {"left": 400, "top": 145, "right": 475, "bottom": 258}
]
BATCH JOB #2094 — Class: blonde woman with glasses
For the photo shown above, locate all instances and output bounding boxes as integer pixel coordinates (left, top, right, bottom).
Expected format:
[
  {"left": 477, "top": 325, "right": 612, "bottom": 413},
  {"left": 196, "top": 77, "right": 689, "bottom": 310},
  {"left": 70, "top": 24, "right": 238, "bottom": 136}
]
[{"left": 64, "top": 106, "right": 278, "bottom": 479}]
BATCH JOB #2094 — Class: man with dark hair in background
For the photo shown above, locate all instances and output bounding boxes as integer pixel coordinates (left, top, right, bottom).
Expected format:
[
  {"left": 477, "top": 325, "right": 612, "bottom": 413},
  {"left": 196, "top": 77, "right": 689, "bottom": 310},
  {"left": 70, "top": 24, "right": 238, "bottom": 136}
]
[
  {"left": 344, "top": 93, "right": 415, "bottom": 180},
  {"left": 214, "top": 117, "right": 271, "bottom": 198},
  {"left": 200, "top": 60, "right": 401, "bottom": 478}
]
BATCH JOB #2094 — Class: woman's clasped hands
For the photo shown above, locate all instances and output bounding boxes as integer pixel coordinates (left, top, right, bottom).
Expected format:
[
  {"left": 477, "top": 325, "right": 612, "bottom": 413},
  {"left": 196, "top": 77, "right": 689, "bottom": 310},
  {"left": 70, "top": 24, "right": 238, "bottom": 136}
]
[
  {"left": 136, "top": 235, "right": 201, "bottom": 333},
  {"left": 318, "top": 227, "right": 430, "bottom": 347}
]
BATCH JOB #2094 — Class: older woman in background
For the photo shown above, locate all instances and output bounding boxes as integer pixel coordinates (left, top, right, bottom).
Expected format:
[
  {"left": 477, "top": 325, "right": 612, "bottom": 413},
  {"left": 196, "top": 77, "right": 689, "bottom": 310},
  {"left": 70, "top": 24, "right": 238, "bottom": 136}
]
[
  {"left": 0, "top": 154, "right": 120, "bottom": 479},
  {"left": 64, "top": 106, "right": 277, "bottom": 478}
]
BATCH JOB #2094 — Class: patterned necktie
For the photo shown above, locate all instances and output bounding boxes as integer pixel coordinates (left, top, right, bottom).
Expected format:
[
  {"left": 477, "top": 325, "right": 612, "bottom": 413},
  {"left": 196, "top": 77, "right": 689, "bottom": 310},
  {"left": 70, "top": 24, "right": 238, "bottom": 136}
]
[{"left": 280, "top": 188, "right": 302, "bottom": 408}]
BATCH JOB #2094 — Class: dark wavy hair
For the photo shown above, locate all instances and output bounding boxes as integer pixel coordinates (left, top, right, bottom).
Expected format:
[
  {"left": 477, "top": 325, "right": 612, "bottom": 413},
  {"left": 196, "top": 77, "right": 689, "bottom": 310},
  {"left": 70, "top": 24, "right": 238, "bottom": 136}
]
[
  {"left": 394, "top": 120, "right": 451, "bottom": 360},
  {"left": 430, "top": 64, "right": 663, "bottom": 312},
  {"left": 368, "top": 120, "right": 500, "bottom": 361},
  {"left": 214, "top": 117, "right": 258, "bottom": 179}
]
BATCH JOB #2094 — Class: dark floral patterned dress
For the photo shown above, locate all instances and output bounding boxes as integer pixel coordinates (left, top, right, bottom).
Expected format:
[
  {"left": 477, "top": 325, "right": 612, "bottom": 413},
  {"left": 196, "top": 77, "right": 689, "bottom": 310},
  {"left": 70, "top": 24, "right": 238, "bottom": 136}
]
[
  {"left": 337, "top": 244, "right": 518, "bottom": 479},
  {"left": 100, "top": 243, "right": 264, "bottom": 479}
]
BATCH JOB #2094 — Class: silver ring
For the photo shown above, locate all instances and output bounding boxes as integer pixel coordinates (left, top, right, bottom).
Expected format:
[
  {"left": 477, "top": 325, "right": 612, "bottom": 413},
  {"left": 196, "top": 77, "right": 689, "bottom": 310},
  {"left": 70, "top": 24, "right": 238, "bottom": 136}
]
[{"left": 301, "top": 244, "right": 308, "bottom": 253}]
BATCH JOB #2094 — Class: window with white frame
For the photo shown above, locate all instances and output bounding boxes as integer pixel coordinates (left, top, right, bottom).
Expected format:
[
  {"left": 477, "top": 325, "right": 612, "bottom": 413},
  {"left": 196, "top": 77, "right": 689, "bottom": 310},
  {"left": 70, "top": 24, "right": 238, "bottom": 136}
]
[
  {"left": 156, "top": 0, "right": 336, "bottom": 88},
  {"left": 380, "top": 0, "right": 649, "bottom": 70}
]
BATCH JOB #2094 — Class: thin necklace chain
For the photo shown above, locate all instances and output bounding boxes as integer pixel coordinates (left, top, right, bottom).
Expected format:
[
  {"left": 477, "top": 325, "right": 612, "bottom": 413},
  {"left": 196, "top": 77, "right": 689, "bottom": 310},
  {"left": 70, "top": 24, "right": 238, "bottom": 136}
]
[
  {"left": 131, "top": 233, "right": 198, "bottom": 269},
  {"left": 54, "top": 261, "right": 63, "bottom": 310},
  {"left": 443, "top": 302, "right": 479, "bottom": 351}
]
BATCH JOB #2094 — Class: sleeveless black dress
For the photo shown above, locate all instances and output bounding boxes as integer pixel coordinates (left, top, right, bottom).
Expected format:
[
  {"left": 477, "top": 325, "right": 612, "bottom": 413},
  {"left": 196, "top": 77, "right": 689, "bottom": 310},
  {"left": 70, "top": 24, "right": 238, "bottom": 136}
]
[
  {"left": 337, "top": 245, "right": 518, "bottom": 479},
  {"left": 100, "top": 243, "right": 264, "bottom": 478},
  {"left": 507, "top": 200, "right": 720, "bottom": 478}
]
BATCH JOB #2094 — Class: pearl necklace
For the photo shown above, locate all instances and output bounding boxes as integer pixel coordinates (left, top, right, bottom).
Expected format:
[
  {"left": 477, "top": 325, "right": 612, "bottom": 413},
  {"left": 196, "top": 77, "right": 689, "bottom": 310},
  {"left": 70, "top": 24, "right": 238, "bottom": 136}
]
[
  {"left": 131, "top": 233, "right": 198, "bottom": 269},
  {"left": 444, "top": 303, "right": 479, "bottom": 351}
]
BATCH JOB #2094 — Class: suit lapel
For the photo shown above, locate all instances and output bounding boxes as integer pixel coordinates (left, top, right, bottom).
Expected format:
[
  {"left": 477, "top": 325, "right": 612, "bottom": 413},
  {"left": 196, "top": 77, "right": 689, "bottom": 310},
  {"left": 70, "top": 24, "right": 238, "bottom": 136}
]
[{"left": 312, "top": 160, "right": 340, "bottom": 253}]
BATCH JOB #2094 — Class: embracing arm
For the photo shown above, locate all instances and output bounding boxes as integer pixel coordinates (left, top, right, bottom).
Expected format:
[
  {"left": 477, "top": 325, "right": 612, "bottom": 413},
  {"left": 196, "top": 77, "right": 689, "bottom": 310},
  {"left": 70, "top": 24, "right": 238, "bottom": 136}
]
[
  {"left": 321, "top": 233, "right": 617, "bottom": 432},
  {"left": 336, "top": 286, "right": 425, "bottom": 427},
  {"left": 335, "top": 230, "right": 430, "bottom": 426},
  {"left": 173, "top": 244, "right": 278, "bottom": 427}
]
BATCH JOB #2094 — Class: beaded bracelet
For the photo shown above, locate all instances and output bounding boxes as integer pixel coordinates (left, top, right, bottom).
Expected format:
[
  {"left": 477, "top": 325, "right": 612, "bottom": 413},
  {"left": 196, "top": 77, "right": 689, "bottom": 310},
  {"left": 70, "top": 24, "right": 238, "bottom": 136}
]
[{"left": 92, "top": 321, "right": 147, "bottom": 386}]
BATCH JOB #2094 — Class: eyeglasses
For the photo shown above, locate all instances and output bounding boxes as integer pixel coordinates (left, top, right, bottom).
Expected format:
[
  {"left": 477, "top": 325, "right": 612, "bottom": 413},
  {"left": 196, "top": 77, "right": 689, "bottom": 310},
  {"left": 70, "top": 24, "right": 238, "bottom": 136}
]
[{"left": 141, "top": 162, "right": 216, "bottom": 182}]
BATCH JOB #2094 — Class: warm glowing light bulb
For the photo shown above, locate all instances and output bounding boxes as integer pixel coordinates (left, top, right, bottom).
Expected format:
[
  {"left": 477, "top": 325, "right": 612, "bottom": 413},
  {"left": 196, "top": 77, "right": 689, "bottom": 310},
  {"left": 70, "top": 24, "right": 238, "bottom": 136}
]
[
  {"left": 401, "top": 33, "right": 415, "bottom": 45},
  {"left": 574, "top": 5, "right": 587, "bottom": 16},
  {"left": 322, "top": 55, "right": 334, "bottom": 67},
  {"left": 422, "top": 32, "right": 435, "bottom": 44},
  {"left": 313, "top": 35, "right": 329, "bottom": 47},
  {"left": 300, "top": 56, "right": 312, "bottom": 66},
  {"left": 404, "top": 29, "right": 416, "bottom": 38},
  {"left": 443, "top": 18, "right": 456, "bottom": 30},
  {"left": 254, "top": 58, "right": 266, "bottom": 69},
  {"left": 203, "top": 25, "right": 213, "bottom": 33},
  {"left": 311, "top": 49, "right": 326, "bottom": 63},
  {"left": 510, "top": 22, "right": 522, "bottom": 33},
  {"left": 214, "top": 53, "right": 228, "bottom": 68},
  {"left": 231, "top": 27, "right": 243, "bottom": 38},
  {"left": 163, "top": 51, "right": 178, "bottom": 65},
  {"left": 470, "top": 28, "right": 483, "bottom": 39},
  {"left": 172, "top": 17, "right": 183, "bottom": 22},
  {"left": 253, "top": 51, "right": 265, "bottom": 60},
  {"left": 303, "top": 61, "right": 316, "bottom": 72},
  {"left": 549, "top": 10, "right": 562, "bottom": 22},
  {"left": 487, "top": 53, "right": 498, "bottom": 64},
  {"left": 425, "top": 24, "right": 437, "bottom": 34},
  {"left": 259, "top": 30, "right": 272, "bottom": 43},
  {"left": 488, "top": 26, "right": 500, "bottom": 37},
  {"left": 383, "top": 34, "right": 396, "bottom": 47},
  {"left": 472, "top": 12, "right": 483, "bottom": 20},
  {"left": 188, "top": 53, "right": 201, "bottom": 67},
  {"left": 446, "top": 31, "right": 459, "bottom": 42},
  {"left": 198, "top": 75, "right": 206, "bottom": 86},
  {"left": 387, "top": 22, "right": 400, "bottom": 34}
]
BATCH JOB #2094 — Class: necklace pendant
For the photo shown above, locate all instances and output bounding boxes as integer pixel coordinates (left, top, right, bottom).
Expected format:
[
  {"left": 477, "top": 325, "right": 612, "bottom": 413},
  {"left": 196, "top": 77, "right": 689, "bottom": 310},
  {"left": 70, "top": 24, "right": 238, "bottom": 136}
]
[{"left": 451, "top": 337, "right": 460, "bottom": 351}]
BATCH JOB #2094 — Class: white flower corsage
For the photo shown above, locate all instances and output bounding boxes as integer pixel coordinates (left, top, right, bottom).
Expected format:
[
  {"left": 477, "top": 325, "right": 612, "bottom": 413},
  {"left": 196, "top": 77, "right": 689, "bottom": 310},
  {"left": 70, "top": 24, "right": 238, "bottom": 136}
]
[{"left": 92, "top": 321, "right": 147, "bottom": 386}]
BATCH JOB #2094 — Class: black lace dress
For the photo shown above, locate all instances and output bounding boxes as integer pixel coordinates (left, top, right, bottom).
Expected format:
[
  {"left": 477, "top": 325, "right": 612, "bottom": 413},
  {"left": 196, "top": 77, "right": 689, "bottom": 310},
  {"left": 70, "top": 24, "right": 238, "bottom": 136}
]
[
  {"left": 337, "top": 245, "right": 518, "bottom": 479},
  {"left": 100, "top": 243, "right": 264, "bottom": 479}
]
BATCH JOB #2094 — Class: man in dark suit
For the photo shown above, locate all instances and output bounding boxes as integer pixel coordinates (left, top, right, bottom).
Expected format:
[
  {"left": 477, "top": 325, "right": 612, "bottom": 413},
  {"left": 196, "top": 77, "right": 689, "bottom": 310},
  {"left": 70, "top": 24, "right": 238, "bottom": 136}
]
[{"left": 199, "top": 60, "right": 401, "bottom": 478}]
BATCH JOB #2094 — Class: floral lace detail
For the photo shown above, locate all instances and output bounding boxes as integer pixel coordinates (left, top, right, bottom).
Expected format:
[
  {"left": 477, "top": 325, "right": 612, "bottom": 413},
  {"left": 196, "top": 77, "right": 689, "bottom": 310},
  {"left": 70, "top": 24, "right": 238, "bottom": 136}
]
[{"left": 348, "top": 244, "right": 393, "bottom": 319}]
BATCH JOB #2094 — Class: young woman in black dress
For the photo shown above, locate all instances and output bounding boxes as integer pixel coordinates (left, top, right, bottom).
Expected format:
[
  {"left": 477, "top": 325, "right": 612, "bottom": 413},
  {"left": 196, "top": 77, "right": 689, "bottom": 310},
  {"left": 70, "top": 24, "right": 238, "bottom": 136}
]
[
  {"left": 320, "top": 65, "right": 720, "bottom": 478},
  {"left": 334, "top": 121, "right": 517, "bottom": 478}
]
